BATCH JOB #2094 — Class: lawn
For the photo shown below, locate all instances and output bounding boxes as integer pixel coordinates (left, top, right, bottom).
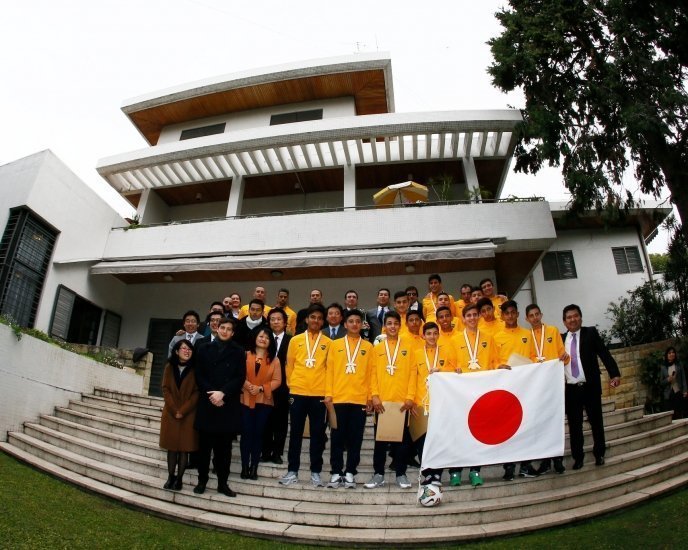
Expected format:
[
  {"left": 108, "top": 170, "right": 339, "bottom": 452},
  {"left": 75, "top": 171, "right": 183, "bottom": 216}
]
[{"left": 0, "top": 451, "right": 685, "bottom": 549}]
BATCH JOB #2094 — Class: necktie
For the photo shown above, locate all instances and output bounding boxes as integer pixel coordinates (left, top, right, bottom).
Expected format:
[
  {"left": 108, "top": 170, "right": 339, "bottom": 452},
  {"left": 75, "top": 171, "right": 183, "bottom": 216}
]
[
  {"left": 377, "top": 307, "right": 384, "bottom": 324},
  {"left": 570, "top": 333, "right": 580, "bottom": 378},
  {"left": 331, "top": 327, "right": 336, "bottom": 338},
  {"left": 186, "top": 333, "right": 192, "bottom": 341},
  {"left": 275, "top": 335, "right": 281, "bottom": 351}
]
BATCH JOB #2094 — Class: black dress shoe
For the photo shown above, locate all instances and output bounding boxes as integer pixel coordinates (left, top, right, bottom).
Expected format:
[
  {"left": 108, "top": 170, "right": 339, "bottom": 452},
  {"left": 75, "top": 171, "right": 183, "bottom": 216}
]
[
  {"left": 572, "top": 459, "right": 584, "bottom": 470},
  {"left": 163, "top": 475, "right": 176, "bottom": 490},
  {"left": 260, "top": 454, "right": 271, "bottom": 462},
  {"left": 272, "top": 455, "right": 283, "bottom": 465},
  {"left": 249, "top": 465, "right": 259, "bottom": 480},
  {"left": 553, "top": 458, "right": 566, "bottom": 474},
  {"left": 595, "top": 457, "right": 605, "bottom": 466},
  {"left": 217, "top": 484, "right": 237, "bottom": 497},
  {"left": 536, "top": 462, "right": 551, "bottom": 476},
  {"left": 172, "top": 477, "right": 183, "bottom": 491},
  {"left": 407, "top": 458, "right": 421, "bottom": 468},
  {"left": 193, "top": 482, "right": 206, "bottom": 494},
  {"left": 240, "top": 466, "right": 249, "bottom": 479}
]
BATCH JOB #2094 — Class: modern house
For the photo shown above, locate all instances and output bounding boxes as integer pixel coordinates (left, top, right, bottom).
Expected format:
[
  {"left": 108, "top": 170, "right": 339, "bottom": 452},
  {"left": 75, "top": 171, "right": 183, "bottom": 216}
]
[{"left": 0, "top": 53, "right": 668, "bottom": 393}]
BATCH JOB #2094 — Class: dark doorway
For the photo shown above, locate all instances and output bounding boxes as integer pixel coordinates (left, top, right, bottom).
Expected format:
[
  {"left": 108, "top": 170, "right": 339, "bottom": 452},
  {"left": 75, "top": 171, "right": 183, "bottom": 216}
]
[
  {"left": 67, "top": 296, "right": 102, "bottom": 345},
  {"left": 146, "top": 318, "right": 181, "bottom": 397}
]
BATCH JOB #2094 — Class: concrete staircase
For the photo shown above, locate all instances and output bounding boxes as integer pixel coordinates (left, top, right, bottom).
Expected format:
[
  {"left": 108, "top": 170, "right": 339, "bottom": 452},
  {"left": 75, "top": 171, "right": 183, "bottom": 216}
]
[{"left": 2, "top": 388, "right": 688, "bottom": 545}]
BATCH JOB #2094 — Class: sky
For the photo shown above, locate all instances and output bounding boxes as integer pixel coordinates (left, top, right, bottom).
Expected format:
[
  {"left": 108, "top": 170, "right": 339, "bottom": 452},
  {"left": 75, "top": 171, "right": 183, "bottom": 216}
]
[{"left": 0, "top": 0, "right": 672, "bottom": 251}]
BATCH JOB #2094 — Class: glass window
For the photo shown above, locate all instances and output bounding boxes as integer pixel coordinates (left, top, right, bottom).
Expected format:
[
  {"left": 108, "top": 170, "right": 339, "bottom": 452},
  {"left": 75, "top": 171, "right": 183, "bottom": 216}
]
[
  {"left": 612, "top": 246, "right": 643, "bottom": 274},
  {"left": 542, "top": 250, "right": 577, "bottom": 281}
]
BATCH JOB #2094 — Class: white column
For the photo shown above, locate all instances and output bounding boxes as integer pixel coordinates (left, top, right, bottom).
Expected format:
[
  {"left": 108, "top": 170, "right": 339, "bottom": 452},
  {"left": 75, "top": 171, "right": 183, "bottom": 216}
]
[
  {"left": 226, "top": 175, "right": 245, "bottom": 217},
  {"left": 137, "top": 188, "right": 169, "bottom": 224},
  {"left": 463, "top": 156, "right": 481, "bottom": 203},
  {"left": 343, "top": 164, "right": 356, "bottom": 209}
]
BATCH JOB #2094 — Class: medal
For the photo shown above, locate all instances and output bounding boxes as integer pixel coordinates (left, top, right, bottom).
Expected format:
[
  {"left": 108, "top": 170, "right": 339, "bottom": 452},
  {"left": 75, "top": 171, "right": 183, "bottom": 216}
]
[
  {"left": 422, "top": 346, "right": 440, "bottom": 415},
  {"left": 304, "top": 331, "right": 322, "bottom": 369},
  {"left": 464, "top": 329, "right": 481, "bottom": 370},
  {"left": 345, "top": 336, "right": 362, "bottom": 374},
  {"left": 532, "top": 325, "right": 546, "bottom": 362},
  {"left": 384, "top": 337, "right": 401, "bottom": 376}
]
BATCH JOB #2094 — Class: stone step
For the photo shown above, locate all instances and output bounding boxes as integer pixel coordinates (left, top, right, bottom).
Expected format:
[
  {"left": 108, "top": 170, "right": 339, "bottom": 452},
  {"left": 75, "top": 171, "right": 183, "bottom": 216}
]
[
  {"left": 95, "top": 387, "right": 164, "bottom": 407},
  {"left": 53, "top": 407, "right": 160, "bottom": 444},
  {"left": 66, "top": 400, "right": 161, "bottom": 429},
  {"left": 17, "top": 413, "right": 688, "bottom": 506},
  {"left": 82, "top": 394, "right": 163, "bottom": 416},
  {"left": 6, "top": 428, "right": 688, "bottom": 530}
]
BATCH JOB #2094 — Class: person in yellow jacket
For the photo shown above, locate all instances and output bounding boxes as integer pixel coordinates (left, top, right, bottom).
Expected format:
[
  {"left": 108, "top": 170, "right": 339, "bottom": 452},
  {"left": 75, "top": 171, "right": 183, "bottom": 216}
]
[
  {"left": 422, "top": 274, "right": 457, "bottom": 318},
  {"left": 436, "top": 306, "right": 461, "bottom": 350},
  {"left": 274, "top": 288, "right": 297, "bottom": 335},
  {"left": 477, "top": 297, "right": 505, "bottom": 339},
  {"left": 493, "top": 300, "right": 539, "bottom": 480},
  {"left": 278, "top": 304, "right": 330, "bottom": 488},
  {"left": 415, "top": 322, "right": 458, "bottom": 486},
  {"left": 450, "top": 303, "right": 498, "bottom": 487},
  {"left": 525, "top": 302, "right": 570, "bottom": 476},
  {"left": 480, "top": 278, "right": 507, "bottom": 319},
  {"left": 365, "top": 312, "right": 417, "bottom": 489},
  {"left": 239, "top": 286, "right": 271, "bottom": 319},
  {"left": 404, "top": 310, "right": 426, "bottom": 354},
  {"left": 324, "top": 309, "right": 374, "bottom": 489}
]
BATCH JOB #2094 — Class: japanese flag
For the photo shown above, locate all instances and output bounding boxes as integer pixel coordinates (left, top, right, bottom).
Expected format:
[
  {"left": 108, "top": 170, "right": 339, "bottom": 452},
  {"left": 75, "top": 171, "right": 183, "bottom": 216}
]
[{"left": 421, "top": 360, "right": 565, "bottom": 469}]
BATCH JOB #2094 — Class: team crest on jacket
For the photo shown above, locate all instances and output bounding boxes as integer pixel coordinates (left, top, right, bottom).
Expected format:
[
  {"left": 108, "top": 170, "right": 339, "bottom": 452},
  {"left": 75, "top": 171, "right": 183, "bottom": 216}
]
[
  {"left": 320, "top": 345, "right": 326, "bottom": 350},
  {"left": 361, "top": 350, "right": 366, "bottom": 355},
  {"left": 521, "top": 337, "right": 528, "bottom": 343},
  {"left": 481, "top": 342, "right": 487, "bottom": 348},
  {"left": 401, "top": 350, "right": 407, "bottom": 356},
  {"left": 547, "top": 337, "right": 553, "bottom": 343},
  {"left": 439, "top": 360, "right": 445, "bottom": 366}
]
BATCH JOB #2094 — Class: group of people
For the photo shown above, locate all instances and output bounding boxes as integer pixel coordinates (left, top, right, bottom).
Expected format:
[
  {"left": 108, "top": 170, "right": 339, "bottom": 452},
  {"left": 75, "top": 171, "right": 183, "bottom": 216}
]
[{"left": 158, "top": 275, "right": 622, "bottom": 497}]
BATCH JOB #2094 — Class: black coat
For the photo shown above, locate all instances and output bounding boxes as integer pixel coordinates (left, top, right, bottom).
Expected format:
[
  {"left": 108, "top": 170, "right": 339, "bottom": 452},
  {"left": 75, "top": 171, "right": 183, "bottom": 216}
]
[
  {"left": 234, "top": 318, "right": 268, "bottom": 349},
  {"left": 194, "top": 339, "right": 246, "bottom": 434},
  {"left": 273, "top": 333, "right": 292, "bottom": 400},
  {"left": 561, "top": 326, "right": 620, "bottom": 395}
]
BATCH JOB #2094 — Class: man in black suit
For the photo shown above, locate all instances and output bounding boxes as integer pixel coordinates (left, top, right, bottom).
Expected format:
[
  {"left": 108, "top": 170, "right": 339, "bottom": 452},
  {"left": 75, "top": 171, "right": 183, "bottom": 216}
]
[
  {"left": 261, "top": 307, "right": 292, "bottom": 464},
  {"left": 193, "top": 317, "right": 246, "bottom": 497},
  {"left": 322, "top": 303, "right": 346, "bottom": 340},
  {"left": 233, "top": 299, "right": 268, "bottom": 349},
  {"left": 561, "top": 304, "right": 621, "bottom": 470},
  {"left": 195, "top": 310, "right": 223, "bottom": 347},
  {"left": 366, "top": 288, "right": 392, "bottom": 342}
]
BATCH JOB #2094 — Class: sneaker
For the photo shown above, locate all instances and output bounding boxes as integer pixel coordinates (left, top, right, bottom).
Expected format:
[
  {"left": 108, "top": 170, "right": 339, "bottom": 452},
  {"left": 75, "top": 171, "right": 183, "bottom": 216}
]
[
  {"left": 327, "top": 474, "right": 343, "bottom": 488},
  {"left": 469, "top": 471, "right": 484, "bottom": 487},
  {"left": 432, "top": 473, "right": 443, "bottom": 487},
  {"left": 536, "top": 462, "right": 552, "bottom": 476},
  {"left": 396, "top": 474, "right": 412, "bottom": 489},
  {"left": 344, "top": 472, "right": 356, "bottom": 489},
  {"left": 278, "top": 471, "right": 298, "bottom": 486},
  {"left": 449, "top": 472, "right": 462, "bottom": 486},
  {"left": 553, "top": 458, "right": 566, "bottom": 474},
  {"left": 420, "top": 474, "right": 435, "bottom": 486},
  {"left": 519, "top": 465, "right": 539, "bottom": 478},
  {"left": 502, "top": 465, "right": 515, "bottom": 481},
  {"left": 310, "top": 472, "right": 324, "bottom": 487},
  {"left": 364, "top": 473, "right": 385, "bottom": 489}
]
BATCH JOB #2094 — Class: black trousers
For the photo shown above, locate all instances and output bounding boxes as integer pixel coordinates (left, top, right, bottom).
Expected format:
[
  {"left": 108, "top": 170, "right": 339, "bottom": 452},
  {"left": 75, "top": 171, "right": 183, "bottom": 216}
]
[
  {"left": 330, "top": 404, "right": 367, "bottom": 476},
  {"left": 372, "top": 412, "right": 411, "bottom": 476},
  {"left": 287, "top": 394, "right": 327, "bottom": 473},
  {"left": 565, "top": 382, "right": 606, "bottom": 462},
  {"left": 263, "top": 389, "right": 289, "bottom": 457},
  {"left": 197, "top": 430, "right": 234, "bottom": 486}
]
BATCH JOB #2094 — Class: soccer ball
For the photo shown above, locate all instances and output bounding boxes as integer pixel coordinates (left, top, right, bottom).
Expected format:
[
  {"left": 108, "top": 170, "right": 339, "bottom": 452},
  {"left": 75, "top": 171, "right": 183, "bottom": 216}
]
[{"left": 418, "top": 483, "right": 442, "bottom": 507}]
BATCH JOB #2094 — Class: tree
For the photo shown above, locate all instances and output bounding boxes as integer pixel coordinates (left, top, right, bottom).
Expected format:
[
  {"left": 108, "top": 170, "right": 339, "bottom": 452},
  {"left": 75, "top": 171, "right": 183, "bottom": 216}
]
[
  {"left": 649, "top": 253, "right": 669, "bottom": 273},
  {"left": 488, "top": 1, "right": 688, "bottom": 237},
  {"left": 664, "top": 217, "right": 688, "bottom": 333}
]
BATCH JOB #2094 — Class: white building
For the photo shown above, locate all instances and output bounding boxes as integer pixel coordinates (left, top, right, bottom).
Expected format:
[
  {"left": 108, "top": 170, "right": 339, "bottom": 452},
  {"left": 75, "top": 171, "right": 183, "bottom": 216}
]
[{"left": 0, "top": 54, "right": 668, "bottom": 392}]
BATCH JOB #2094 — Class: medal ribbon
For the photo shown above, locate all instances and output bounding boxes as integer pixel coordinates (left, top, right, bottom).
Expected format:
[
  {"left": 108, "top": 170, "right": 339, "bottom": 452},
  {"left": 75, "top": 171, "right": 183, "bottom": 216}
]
[
  {"left": 464, "top": 329, "right": 481, "bottom": 370},
  {"left": 344, "top": 336, "right": 362, "bottom": 374},
  {"left": 384, "top": 337, "right": 401, "bottom": 376},
  {"left": 304, "top": 331, "right": 322, "bottom": 368},
  {"left": 422, "top": 346, "right": 440, "bottom": 415},
  {"left": 532, "top": 325, "right": 546, "bottom": 362}
]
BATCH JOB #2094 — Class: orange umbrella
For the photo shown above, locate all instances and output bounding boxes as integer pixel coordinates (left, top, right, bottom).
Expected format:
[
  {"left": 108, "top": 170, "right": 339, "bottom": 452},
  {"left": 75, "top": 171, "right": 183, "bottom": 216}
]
[{"left": 373, "top": 181, "right": 428, "bottom": 206}]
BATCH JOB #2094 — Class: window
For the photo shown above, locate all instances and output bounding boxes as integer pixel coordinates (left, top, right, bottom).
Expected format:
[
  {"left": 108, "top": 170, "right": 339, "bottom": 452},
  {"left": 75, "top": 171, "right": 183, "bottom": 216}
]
[
  {"left": 542, "top": 251, "right": 577, "bottom": 281},
  {"left": 270, "top": 109, "right": 323, "bottom": 126},
  {"left": 49, "top": 285, "right": 120, "bottom": 346},
  {"left": 0, "top": 208, "right": 57, "bottom": 327},
  {"left": 612, "top": 246, "right": 643, "bottom": 274},
  {"left": 179, "top": 123, "right": 226, "bottom": 141}
]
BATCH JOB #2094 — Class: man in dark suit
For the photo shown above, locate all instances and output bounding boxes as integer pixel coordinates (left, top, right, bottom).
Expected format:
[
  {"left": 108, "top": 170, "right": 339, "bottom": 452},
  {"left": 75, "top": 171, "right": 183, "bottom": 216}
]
[
  {"left": 195, "top": 310, "right": 223, "bottom": 347},
  {"left": 366, "top": 288, "right": 392, "bottom": 342},
  {"left": 193, "top": 317, "right": 246, "bottom": 497},
  {"left": 261, "top": 307, "right": 292, "bottom": 464},
  {"left": 322, "top": 303, "right": 346, "bottom": 340},
  {"left": 167, "top": 310, "right": 204, "bottom": 357},
  {"left": 561, "top": 304, "right": 621, "bottom": 470},
  {"left": 233, "top": 299, "right": 268, "bottom": 349}
]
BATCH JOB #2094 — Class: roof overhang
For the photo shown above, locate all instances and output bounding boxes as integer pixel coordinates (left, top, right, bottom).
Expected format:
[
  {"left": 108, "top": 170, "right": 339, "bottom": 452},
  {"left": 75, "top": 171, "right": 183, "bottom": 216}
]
[{"left": 122, "top": 53, "right": 395, "bottom": 145}]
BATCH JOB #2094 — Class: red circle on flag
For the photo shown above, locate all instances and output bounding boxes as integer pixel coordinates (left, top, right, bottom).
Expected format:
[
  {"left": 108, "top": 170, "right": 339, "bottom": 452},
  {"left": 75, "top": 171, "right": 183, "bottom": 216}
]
[{"left": 468, "top": 390, "right": 523, "bottom": 445}]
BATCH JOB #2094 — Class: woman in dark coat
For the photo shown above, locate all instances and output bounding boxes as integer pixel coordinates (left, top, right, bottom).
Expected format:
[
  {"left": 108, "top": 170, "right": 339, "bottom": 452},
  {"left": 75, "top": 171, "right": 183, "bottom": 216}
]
[
  {"left": 160, "top": 339, "right": 199, "bottom": 490},
  {"left": 661, "top": 346, "right": 687, "bottom": 419}
]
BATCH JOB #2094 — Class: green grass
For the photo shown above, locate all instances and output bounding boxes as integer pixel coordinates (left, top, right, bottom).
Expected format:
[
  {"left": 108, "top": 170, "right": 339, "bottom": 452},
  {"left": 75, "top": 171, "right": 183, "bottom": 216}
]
[{"left": 0, "top": 450, "right": 686, "bottom": 549}]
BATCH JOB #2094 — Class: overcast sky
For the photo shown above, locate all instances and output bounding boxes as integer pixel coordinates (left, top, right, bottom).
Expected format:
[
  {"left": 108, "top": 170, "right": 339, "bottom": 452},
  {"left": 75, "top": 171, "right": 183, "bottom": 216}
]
[{"left": 0, "top": 0, "right": 671, "bottom": 251}]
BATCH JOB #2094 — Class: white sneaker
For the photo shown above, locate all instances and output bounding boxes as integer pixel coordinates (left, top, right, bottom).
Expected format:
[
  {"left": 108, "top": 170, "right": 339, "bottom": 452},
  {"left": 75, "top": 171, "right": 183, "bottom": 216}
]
[
  {"left": 278, "top": 471, "right": 298, "bottom": 485},
  {"left": 364, "top": 473, "right": 385, "bottom": 489},
  {"left": 310, "top": 472, "right": 324, "bottom": 487},
  {"left": 344, "top": 472, "right": 356, "bottom": 489},
  {"left": 326, "top": 474, "right": 343, "bottom": 488},
  {"left": 396, "top": 474, "right": 412, "bottom": 489}
]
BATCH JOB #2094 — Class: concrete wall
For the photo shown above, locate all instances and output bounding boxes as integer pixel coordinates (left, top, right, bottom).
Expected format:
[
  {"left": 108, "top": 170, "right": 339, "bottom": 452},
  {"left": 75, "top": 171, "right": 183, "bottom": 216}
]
[
  {"left": 0, "top": 323, "right": 144, "bottom": 441},
  {"left": 157, "top": 97, "right": 356, "bottom": 144},
  {"left": 513, "top": 227, "right": 651, "bottom": 334}
]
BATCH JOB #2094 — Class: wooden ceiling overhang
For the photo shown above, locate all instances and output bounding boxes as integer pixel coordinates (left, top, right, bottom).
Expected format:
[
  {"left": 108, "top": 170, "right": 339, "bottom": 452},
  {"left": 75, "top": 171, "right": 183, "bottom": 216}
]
[{"left": 122, "top": 55, "right": 394, "bottom": 145}]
